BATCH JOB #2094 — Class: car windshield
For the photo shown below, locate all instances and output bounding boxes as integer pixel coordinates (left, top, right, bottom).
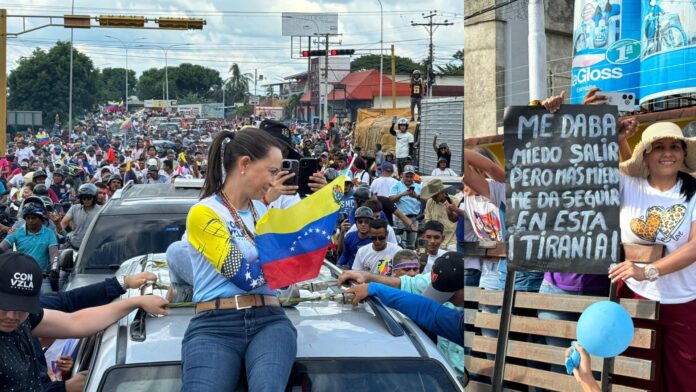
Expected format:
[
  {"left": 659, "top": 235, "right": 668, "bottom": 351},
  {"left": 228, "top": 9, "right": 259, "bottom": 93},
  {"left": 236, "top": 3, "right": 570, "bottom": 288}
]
[
  {"left": 81, "top": 214, "right": 186, "bottom": 270},
  {"left": 98, "top": 359, "right": 459, "bottom": 392}
]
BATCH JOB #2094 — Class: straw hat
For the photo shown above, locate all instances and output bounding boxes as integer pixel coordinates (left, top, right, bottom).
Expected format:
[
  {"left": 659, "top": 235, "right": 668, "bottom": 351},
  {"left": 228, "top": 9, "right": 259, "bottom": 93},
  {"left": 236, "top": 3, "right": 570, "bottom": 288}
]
[
  {"left": 420, "top": 178, "right": 446, "bottom": 200},
  {"left": 620, "top": 122, "right": 696, "bottom": 178}
]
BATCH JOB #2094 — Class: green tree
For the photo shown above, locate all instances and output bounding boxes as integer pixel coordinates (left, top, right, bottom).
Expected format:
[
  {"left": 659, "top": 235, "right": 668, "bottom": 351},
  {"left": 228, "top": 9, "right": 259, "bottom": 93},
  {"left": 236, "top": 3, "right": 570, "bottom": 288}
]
[
  {"left": 135, "top": 63, "right": 222, "bottom": 101},
  {"left": 350, "top": 54, "right": 424, "bottom": 73},
  {"left": 178, "top": 92, "right": 205, "bottom": 105},
  {"left": 8, "top": 41, "right": 98, "bottom": 126},
  {"left": 223, "top": 63, "right": 252, "bottom": 105},
  {"left": 283, "top": 93, "right": 301, "bottom": 120},
  {"left": 435, "top": 50, "right": 464, "bottom": 76},
  {"left": 96, "top": 67, "right": 137, "bottom": 103}
]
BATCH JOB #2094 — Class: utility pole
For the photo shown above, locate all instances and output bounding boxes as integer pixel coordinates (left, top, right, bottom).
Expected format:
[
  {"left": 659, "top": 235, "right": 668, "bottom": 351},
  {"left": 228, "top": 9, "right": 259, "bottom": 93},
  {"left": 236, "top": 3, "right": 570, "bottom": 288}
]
[
  {"left": 68, "top": 0, "right": 74, "bottom": 135},
  {"left": 411, "top": 11, "right": 453, "bottom": 98},
  {"left": 323, "top": 33, "right": 329, "bottom": 126}
]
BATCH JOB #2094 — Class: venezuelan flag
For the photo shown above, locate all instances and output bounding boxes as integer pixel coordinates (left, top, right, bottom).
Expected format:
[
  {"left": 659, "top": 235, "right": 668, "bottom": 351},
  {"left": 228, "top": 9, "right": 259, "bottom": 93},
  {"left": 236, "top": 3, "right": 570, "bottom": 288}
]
[
  {"left": 256, "top": 176, "right": 345, "bottom": 289},
  {"left": 119, "top": 118, "right": 133, "bottom": 130}
]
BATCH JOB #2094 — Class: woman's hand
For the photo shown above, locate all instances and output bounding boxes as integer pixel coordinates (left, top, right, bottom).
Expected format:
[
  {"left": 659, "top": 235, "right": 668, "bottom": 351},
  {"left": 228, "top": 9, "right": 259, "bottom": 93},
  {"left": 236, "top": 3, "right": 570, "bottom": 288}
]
[
  {"left": 308, "top": 172, "right": 328, "bottom": 192},
  {"left": 583, "top": 87, "right": 608, "bottom": 105},
  {"left": 608, "top": 261, "right": 646, "bottom": 283},
  {"left": 265, "top": 171, "right": 298, "bottom": 203},
  {"left": 618, "top": 117, "right": 638, "bottom": 142},
  {"left": 541, "top": 90, "right": 565, "bottom": 113}
]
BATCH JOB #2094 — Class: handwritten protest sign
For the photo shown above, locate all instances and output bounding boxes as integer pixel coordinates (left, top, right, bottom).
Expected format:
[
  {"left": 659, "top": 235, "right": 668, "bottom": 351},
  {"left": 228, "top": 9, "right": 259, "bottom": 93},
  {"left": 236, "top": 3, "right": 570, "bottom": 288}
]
[{"left": 503, "top": 105, "right": 620, "bottom": 273}]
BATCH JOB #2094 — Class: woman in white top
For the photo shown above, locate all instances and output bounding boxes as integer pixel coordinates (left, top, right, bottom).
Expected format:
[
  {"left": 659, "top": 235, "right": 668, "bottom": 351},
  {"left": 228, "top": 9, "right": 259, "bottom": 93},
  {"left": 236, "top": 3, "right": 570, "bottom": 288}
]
[
  {"left": 431, "top": 157, "right": 458, "bottom": 177},
  {"left": 609, "top": 122, "right": 696, "bottom": 391}
]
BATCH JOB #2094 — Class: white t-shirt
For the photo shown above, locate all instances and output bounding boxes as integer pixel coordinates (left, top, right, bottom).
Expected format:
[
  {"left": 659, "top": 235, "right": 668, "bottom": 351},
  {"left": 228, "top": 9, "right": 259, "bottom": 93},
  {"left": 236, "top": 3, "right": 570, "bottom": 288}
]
[
  {"left": 355, "top": 170, "right": 370, "bottom": 186},
  {"left": 352, "top": 242, "right": 402, "bottom": 275},
  {"left": 394, "top": 131, "right": 414, "bottom": 158},
  {"left": 269, "top": 194, "right": 301, "bottom": 209},
  {"left": 347, "top": 224, "right": 398, "bottom": 244},
  {"left": 458, "top": 180, "right": 506, "bottom": 271},
  {"left": 16, "top": 147, "right": 34, "bottom": 163},
  {"left": 423, "top": 248, "right": 448, "bottom": 274},
  {"left": 620, "top": 173, "right": 696, "bottom": 304},
  {"left": 431, "top": 168, "right": 459, "bottom": 177},
  {"left": 370, "top": 176, "right": 398, "bottom": 197}
]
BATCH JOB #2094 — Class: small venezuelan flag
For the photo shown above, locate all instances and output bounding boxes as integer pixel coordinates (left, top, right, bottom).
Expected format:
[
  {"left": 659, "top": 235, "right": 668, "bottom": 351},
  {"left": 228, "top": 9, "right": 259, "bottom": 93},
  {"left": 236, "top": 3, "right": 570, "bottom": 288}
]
[{"left": 256, "top": 176, "right": 345, "bottom": 289}]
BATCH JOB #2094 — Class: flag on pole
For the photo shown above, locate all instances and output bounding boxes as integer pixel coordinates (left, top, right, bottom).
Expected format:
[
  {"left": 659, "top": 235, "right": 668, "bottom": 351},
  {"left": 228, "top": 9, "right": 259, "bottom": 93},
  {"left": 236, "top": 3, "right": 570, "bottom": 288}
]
[
  {"left": 255, "top": 176, "right": 345, "bottom": 289},
  {"left": 119, "top": 118, "right": 133, "bottom": 130}
]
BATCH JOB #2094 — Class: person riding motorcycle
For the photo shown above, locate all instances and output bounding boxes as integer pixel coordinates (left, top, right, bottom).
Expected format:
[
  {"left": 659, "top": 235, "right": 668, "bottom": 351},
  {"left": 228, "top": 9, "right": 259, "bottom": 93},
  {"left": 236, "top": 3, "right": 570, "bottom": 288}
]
[{"left": 59, "top": 183, "right": 102, "bottom": 250}]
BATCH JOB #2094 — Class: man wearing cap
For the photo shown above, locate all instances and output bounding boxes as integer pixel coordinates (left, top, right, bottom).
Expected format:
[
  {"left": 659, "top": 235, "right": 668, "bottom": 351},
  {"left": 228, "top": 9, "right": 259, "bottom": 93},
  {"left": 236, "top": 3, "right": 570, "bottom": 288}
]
[
  {"left": 0, "top": 252, "right": 169, "bottom": 392},
  {"left": 345, "top": 252, "right": 465, "bottom": 351},
  {"left": 352, "top": 219, "right": 402, "bottom": 275},
  {"left": 432, "top": 136, "right": 452, "bottom": 168},
  {"left": 346, "top": 252, "right": 464, "bottom": 340},
  {"left": 370, "top": 162, "right": 398, "bottom": 198},
  {"left": 337, "top": 206, "right": 374, "bottom": 269},
  {"left": 32, "top": 170, "right": 60, "bottom": 203},
  {"left": 431, "top": 158, "right": 458, "bottom": 177},
  {"left": 146, "top": 165, "right": 167, "bottom": 184},
  {"left": 389, "top": 165, "right": 422, "bottom": 249},
  {"left": 258, "top": 119, "right": 327, "bottom": 209},
  {"left": 338, "top": 253, "right": 465, "bottom": 375},
  {"left": 422, "top": 178, "right": 460, "bottom": 250},
  {"left": 9, "top": 161, "right": 29, "bottom": 188},
  {"left": 1, "top": 200, "right": 58, "bottom": 293}
]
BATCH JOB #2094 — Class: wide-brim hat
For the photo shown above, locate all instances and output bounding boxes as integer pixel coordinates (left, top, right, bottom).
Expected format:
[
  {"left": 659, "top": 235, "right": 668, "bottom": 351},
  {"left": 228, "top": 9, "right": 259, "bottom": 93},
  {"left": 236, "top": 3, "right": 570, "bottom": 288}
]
[
  {"left": 620, "top": 122, "right": 696, "bottom": 178},
  {"left": 420, "top": 178, "right": 446, "bottom": 200}
]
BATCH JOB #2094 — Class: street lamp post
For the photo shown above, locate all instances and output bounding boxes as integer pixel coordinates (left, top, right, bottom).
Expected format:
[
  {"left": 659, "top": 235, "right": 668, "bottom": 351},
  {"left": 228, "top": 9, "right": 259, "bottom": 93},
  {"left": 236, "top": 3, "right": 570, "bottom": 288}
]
[
  {"left": 105, "top": 35, "right": 147, "bottom": 113},
  {"left": 377, "top": 0, "right": 383, "bottom": 109},
  {"left": 140, "top": 43, "right": 192, "bottom": 103}
]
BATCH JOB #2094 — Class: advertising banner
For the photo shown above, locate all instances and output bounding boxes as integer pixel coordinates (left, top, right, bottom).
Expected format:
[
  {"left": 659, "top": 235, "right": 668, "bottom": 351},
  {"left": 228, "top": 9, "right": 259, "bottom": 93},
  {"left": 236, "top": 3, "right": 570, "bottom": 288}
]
[
  {"left": 571, "top": 0, "right": 642, "bottom": 103},
  {"left": 639, "top": 0, "right": 696, "bottom": 104}
]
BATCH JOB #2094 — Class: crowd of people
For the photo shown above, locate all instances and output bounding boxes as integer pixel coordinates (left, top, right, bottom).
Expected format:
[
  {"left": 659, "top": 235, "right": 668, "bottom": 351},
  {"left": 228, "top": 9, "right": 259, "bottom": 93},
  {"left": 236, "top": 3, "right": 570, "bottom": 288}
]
[{"left": 2, "top": 85, "right": 693, "bottom": 392}]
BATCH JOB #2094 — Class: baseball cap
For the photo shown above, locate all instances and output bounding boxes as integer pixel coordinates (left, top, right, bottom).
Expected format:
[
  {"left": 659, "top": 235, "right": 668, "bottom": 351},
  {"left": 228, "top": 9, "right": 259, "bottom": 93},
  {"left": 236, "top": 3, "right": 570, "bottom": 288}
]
[
  {"left": 422, "top": 252, "right": 465, "bottom": 303},
  {"left": 20, "top": 162, "right": 29, "bottom": 168},
  {"left": 259, "top": 119, "right": 302, "bottom": 160},
  {"left": 0, "top": 252, "right": 42, "bottom": 314},
  {"left": 380, "top": 162, "right": 394, "bottom": 172},
  {"left": 148, "top": 165, "right": 159, "bottom": 173},
  {"left": 403, "top": 165, "right": 416, "bottom": 175}
]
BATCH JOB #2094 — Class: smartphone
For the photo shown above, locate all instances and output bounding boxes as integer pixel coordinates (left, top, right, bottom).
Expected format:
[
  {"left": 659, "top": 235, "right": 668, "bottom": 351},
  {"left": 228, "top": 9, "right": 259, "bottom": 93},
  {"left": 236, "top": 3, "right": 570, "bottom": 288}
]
[
  {"left": 282, "top": 159, "right": 299, "bottom": 186},
  {"left": 298, "top": 158, "right": 318, "bottom": 196}
]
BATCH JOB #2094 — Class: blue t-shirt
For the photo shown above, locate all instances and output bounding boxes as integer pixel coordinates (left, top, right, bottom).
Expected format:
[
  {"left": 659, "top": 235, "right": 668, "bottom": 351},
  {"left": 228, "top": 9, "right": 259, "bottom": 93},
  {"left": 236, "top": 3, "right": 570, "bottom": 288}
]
[
  {"left": 389, "top": 181, "right": 422, "bottom": 215},
  {"left": 4, "top": 225, "right": 58, "bottom": 270},
  {"left": 337, "top": 231, "right": 371, "bottom": 268},
  {"left": 339, "top": 191, "right": 356, "bottom": 217}
]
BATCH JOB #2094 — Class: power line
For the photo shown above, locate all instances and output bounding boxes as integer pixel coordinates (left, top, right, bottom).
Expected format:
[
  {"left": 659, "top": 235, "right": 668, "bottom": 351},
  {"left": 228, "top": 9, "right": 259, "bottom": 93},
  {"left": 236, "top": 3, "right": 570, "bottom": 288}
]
[{"left": 411, "top": 11, "right": 454, "bottom": 97}]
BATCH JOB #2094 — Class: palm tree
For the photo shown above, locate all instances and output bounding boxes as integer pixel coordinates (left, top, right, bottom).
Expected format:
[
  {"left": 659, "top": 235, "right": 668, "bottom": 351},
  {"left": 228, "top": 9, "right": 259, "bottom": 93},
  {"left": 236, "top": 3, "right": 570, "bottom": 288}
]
[{"left": 224, "top": 63, "right": 252, "bottom": 105}]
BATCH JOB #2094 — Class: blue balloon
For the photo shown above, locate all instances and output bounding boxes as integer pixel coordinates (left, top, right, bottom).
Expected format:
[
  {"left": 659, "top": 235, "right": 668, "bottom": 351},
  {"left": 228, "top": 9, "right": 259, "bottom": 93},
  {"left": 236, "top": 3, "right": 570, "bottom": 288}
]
[{"left": 576, "top": 301, "right": 634, "bottom": 358}]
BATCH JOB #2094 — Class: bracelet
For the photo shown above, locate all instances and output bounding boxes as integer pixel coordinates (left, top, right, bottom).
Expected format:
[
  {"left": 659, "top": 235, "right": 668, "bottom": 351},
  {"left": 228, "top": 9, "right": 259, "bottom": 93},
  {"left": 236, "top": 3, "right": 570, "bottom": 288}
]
[
  {"left": 116, "top": 275, "right": 127, "bottom": 291},
  {"left": 262, "top": 196, "right": 270, "bottom": 206}
]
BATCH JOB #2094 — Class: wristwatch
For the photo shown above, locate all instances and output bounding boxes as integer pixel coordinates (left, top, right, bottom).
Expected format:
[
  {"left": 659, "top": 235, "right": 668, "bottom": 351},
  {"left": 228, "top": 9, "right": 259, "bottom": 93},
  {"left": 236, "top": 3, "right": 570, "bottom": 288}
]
[
  {"left": 644, "top": 264, "right": 660, "bottom": 282},
  {"left": 116, "top": 275, "right": 128, "bottom": 291}
]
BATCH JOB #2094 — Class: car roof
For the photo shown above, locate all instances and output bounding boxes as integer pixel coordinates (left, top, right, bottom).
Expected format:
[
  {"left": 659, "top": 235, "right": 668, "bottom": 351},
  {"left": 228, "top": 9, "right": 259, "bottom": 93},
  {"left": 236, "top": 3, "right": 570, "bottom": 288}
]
[
  {"left": 100, "top": 182, "right": 201, "bottom": 215},
  {"left": 86, "top": 254, "right": 458, "bottom": 381}
]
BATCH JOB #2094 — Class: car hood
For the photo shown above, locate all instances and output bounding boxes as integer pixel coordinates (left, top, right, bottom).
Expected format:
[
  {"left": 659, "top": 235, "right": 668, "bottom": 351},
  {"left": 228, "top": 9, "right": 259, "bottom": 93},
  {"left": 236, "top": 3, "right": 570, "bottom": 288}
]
[{"left": 64, "top": 273, "right": 112, "bottom": 291}]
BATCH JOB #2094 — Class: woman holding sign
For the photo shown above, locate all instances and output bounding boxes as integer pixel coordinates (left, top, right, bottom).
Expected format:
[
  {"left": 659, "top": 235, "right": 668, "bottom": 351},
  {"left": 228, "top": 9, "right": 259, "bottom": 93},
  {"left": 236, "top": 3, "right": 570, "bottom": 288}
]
[
  {"left": 181, "top": 129, "right": 297, "bottom": 392},
  {"left": 609, "top": 122, "right": 696, "bottom": 391}
]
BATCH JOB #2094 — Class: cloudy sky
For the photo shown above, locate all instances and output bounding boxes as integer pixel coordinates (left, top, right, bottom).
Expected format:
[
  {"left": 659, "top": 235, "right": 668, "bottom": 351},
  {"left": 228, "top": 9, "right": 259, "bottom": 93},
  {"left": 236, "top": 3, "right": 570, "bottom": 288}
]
[{"left": 3, "top": 0, "right": 464, "bottom": 84}]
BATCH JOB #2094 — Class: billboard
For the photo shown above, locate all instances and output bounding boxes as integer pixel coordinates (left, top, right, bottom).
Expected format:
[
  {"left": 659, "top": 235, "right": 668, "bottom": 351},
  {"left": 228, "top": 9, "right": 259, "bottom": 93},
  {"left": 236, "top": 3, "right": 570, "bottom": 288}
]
[
  {"left": 281, "top": 12, "right": 338, "bottom": 36},
  {"left": 571, "top": 0, "right": 642, "bottom": 103},
  {"left": 639, "top": 0, "right": 696, "bottom": 104}
]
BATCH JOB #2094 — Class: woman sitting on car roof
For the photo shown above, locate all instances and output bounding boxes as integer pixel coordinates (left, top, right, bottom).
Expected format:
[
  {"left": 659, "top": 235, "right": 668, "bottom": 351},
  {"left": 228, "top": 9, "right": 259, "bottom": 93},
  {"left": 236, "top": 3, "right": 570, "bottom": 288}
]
[{"left": 182, "top": 128, "right": 296, "bottom": 392}]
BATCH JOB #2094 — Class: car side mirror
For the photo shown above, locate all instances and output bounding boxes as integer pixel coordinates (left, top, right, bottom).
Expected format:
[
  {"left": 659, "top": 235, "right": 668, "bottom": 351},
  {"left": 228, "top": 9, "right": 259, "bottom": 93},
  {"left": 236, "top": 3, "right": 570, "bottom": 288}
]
[{"left": 60, "top": 249, "right": 74, "bottom": 272}]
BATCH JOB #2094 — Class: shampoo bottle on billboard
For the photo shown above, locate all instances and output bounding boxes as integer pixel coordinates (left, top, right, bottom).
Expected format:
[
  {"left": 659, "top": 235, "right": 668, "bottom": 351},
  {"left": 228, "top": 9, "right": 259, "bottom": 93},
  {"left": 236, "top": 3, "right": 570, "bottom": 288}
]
[{"left": 571, "top": 0, "right": 642, "bottom": 104}]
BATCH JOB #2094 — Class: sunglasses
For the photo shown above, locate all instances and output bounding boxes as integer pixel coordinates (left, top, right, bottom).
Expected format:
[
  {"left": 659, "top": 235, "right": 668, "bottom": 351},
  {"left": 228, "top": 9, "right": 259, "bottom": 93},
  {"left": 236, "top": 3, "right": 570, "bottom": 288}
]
[
  {"left": 370, "top": 236, "right": 386, "bottom": 241},
  {"left": 356, "top": 219, "right": 371, "bottom": 225}
]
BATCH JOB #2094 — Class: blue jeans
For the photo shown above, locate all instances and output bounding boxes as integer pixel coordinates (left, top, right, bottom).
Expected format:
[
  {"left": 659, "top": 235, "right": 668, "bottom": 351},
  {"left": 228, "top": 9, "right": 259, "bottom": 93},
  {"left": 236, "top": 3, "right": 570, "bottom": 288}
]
[
  {"left": 181, "top": 306, "right": 297, "bottom": 392},
  {"left": 464, "top": 268, "right": 481, "bottom": 287}
]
